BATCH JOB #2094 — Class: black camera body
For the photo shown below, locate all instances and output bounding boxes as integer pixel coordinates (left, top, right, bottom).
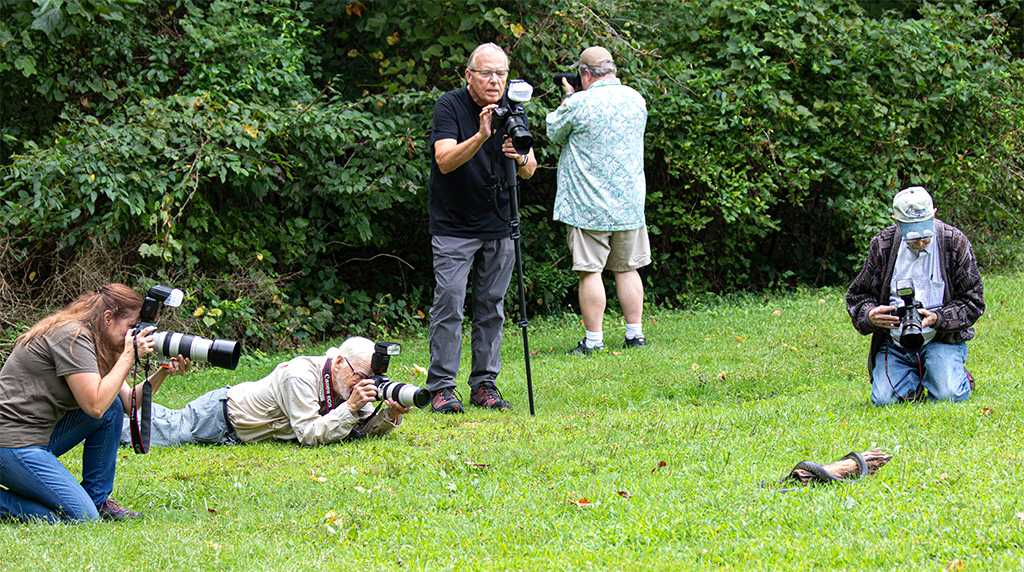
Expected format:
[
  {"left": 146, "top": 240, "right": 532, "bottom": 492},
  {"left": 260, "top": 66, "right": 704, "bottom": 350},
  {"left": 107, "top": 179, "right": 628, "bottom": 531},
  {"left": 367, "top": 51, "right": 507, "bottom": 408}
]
[
  {"left": 133, "top": 284, "right": 241, "bottom": 370},
  {"left": 894, "top": 280, "right": 925, "bottom": 351},
  {"left": 491, "top": 79, "right": 534, "bottom": 156},
  {"left": 369, "top": 342, "right": 430, "bottom": 408},
  {"left": 553, "top": 72, "right": 582, "bottom": 92}
]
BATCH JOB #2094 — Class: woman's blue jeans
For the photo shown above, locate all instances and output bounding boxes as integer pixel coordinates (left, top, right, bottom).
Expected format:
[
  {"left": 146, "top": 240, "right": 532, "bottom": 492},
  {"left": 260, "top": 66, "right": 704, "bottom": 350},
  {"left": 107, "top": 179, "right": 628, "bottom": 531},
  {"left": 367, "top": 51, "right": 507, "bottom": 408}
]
[{"left": 0, "top": 396, "right": 123, "bottom": 523}]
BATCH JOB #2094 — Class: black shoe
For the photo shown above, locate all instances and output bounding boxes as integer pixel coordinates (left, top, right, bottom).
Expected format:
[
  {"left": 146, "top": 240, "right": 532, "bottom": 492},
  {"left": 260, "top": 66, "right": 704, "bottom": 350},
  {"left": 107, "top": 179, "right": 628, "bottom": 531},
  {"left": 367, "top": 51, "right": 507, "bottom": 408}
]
[
  {"left": 470, "top": 382, "right": 511, "bottom": 410},
  {"left": 624, "top": 335, "right": 647, "bottom": 348},
  {"left": 568, "top": 339, "right": 604, "bottom": 356},
  {"left": 430, "top": 388, "right": 464, "bottom": 414}
]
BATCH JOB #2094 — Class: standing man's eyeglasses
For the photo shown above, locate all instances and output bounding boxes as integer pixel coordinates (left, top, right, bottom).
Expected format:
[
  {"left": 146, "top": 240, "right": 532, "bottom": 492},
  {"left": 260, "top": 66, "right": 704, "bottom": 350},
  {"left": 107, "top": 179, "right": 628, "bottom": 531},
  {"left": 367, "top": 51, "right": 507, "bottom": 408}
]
[{"left": 469, "top": 68, "right": 509, "bottom": 80}]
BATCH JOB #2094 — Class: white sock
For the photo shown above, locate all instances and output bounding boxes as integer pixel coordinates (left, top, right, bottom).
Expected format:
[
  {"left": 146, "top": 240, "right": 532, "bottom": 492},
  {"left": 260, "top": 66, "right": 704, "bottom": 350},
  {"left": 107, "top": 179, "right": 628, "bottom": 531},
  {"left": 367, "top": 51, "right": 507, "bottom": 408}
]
[
  {"left": 584, "top": 330, "right": 604, "bottom": 348},
  {"left": 625, "top": 323, "right": 643, "bottom": 340}
]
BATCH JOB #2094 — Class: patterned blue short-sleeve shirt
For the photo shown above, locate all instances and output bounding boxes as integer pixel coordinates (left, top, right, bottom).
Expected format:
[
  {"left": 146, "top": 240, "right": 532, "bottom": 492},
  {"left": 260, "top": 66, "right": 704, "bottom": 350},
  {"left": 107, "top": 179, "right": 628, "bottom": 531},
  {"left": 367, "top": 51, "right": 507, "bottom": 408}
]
[{"left": 545, "top": 78, "right": 647, "bottom": 231}]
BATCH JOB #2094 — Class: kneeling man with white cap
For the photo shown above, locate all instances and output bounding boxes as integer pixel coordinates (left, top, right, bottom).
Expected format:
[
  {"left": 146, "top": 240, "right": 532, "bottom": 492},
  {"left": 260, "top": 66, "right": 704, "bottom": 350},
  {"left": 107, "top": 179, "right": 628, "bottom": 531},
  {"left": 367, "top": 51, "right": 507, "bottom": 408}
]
[{"left": 845, "top": 187, "right": 985, "bottom": 405}]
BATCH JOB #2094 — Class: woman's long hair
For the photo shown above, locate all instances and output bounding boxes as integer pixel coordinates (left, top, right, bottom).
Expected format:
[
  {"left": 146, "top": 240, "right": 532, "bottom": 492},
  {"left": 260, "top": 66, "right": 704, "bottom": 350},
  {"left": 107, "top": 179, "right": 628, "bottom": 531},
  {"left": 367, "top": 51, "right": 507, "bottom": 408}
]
[{"left": 16, "top": 283, "right": 142, "bottom": 375}]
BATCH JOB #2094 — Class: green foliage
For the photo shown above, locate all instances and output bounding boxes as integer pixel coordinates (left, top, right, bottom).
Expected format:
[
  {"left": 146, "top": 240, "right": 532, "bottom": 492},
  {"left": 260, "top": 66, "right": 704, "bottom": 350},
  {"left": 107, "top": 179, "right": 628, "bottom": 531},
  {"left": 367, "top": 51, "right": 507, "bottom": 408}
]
[{"left": 2, "top": 0, "right": 1023, "bottom": 348}]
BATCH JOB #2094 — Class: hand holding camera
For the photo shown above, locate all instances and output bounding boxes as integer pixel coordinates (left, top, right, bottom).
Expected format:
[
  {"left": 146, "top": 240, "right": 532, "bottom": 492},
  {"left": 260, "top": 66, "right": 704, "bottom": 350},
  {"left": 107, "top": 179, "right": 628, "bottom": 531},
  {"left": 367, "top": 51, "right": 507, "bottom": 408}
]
[
  {"left": 383, "top": 400, "right": 411, "bottom": 423},
  {"left": 347, "top": 378, "right": 379, "bottom": 413},
  {"left": 868, "top": 306, "right": 899, "bottom": 329},
  {"left": 125, "top": 325, "right": 157, "bottom": 360}
]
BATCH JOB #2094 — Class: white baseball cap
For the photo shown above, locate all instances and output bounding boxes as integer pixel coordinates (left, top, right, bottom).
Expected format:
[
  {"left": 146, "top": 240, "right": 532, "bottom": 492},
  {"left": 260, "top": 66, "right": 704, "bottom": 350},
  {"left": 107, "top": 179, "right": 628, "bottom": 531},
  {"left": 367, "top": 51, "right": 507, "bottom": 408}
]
[
  {"left": 892, "top": 186, "right": 936, "bottom": 241},
  {"left": 892, "top": 186, "right": 936, "bottom": 223}
]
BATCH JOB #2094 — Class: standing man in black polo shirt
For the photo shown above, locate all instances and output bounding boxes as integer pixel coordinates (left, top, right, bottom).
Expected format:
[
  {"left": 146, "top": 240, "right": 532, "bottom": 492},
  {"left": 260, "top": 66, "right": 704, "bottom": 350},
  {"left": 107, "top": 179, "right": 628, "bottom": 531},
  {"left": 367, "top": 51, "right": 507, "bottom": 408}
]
[{"left": 427, "top": 42, "right": 537, "bottom": 413}]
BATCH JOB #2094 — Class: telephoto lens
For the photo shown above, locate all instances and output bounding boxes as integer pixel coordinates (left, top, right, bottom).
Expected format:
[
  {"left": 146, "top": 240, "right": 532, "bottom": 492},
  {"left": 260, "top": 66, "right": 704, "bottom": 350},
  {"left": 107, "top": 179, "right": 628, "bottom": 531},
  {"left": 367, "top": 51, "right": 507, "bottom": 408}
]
[
  {"left": 152, "top": 331, "right": 241, "bottom": 369},
  {"left": 374, "top": 378, "right": 431, "bottom": 409}
]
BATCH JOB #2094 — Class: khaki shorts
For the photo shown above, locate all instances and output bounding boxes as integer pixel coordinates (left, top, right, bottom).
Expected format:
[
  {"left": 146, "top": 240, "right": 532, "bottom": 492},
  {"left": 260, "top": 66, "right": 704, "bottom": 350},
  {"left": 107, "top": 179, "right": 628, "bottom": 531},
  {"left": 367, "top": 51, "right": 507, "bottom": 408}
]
[{"left": 567, "top": 226, "right": 651, "bottom": 273}]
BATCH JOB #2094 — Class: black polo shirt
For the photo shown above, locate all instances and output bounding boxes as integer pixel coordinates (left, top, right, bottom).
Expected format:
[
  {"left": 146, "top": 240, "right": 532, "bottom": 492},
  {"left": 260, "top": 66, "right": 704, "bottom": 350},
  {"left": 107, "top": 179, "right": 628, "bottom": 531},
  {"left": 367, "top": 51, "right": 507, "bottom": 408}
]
[{"left": 428, "top": 87, "right": 523, "bottom": 239}]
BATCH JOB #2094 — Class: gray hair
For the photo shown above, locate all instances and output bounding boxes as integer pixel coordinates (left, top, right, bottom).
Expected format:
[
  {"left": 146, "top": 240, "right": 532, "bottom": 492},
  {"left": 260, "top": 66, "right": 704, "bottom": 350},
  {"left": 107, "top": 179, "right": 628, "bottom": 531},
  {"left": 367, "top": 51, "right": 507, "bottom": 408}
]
[
  {"left": 466, "top": 42, "right": 509, "bottom": 69},
  {"left": 579, "top": 60, "right": 617, "bottom": 78}
]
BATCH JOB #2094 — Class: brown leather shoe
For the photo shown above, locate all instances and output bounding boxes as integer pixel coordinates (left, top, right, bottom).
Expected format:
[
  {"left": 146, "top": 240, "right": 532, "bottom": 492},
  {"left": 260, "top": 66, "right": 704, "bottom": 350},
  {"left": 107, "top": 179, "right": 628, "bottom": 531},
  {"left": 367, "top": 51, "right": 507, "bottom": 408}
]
[
  {"left": 430, "top": 388, "right": 464, "bottom": 414},
  {"left": 470, "top": 382, "right": 510, "bottom": 410}
]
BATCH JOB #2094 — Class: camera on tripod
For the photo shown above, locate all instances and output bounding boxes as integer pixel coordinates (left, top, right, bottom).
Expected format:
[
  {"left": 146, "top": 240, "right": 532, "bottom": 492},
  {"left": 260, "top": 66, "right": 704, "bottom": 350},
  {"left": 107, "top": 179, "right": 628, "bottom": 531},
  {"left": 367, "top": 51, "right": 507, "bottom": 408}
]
[
  {"left": 491, "top": 79, "right": 534, "bottom": 155},
  {"left": 369, "top": 342, "right": 430, "bottom": 408},
  {"left": 133, "top": 284, "right": 241, "bottom": 370},
  {"left": 893, "top": 280, "right": 925, "bottom": 351}
]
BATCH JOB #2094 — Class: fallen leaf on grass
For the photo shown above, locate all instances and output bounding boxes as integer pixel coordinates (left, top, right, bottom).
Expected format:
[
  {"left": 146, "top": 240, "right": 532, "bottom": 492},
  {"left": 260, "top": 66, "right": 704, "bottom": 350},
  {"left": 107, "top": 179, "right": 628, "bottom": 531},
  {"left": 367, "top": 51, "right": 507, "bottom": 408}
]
[
  {"left": 691, "top": 363, "right": 700, "bottom": 371},
  {"left": 617, "top": 490, "right": 632, "bottom": 499},
  {"left": 772, "top": 309, "right": 782, "bottom": 317},
  {"left": 465, "top": 461, "right": 491, "bottom": 469},
  {"left": 981, "top": 407, "right": 993, "bottom": 416},
  {"left": 717, "top": 371, "right": 727, "bottom": 381},
  {"left": 410, "top": 364, "right": 427, "bottom": 377},
  {"left": 207, "top": 507, "right": 217, "bottom": 514},
  {"left": 354, "top": 485, "right": 371, "bottom": 494},
  {"left": 734, "top": 335, "right": 746, "bottom": 343},
  {"left": 570, "top": 498, "right": 594, "bottom": 508},
  {"left": 323, "top": 511, "right": 338, "bottom": 525},
  {"left": 530, "top": 350, "right": 540, "bottom": 356},
  {"left": 652, "top": 460, "right": 668, "bottom": 473},
  {"left": 939, "top": 472, "right": 949, "bottom": 481},
  {"left": 611, "top": 351, "right": 622, "bottom": 356},
  {"left": 1015, "top": 511, "right": 1024, "bottom": 523},
  {"left": 309, "top": 470, "right": 327, "bottom": 483},
  {"left": 944, "top": 559, "right": 965, "bottom": 572}
]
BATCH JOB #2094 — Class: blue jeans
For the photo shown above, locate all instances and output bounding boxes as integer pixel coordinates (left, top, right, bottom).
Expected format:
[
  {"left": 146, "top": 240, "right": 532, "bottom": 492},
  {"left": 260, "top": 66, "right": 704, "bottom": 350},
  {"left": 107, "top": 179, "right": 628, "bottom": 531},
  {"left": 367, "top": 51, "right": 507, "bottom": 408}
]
[
  {"left": 0, "top": 396, "right": 123, "bottom": 523},
  {"left": 871, "top": 340, "right": 971, "bottom": 406}
]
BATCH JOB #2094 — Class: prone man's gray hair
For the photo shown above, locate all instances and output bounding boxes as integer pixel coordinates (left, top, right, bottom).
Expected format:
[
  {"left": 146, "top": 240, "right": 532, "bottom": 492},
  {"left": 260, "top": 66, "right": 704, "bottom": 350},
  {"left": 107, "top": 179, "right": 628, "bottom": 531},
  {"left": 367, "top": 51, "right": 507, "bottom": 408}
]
[
  {"left": 580, "top": 60, "right": 617, "bottom": 78},
  {"left": 466, "top": 42, "right": 509, "bottom": 69},
  {"left": 326, "top": 336, "right": 374, "bottom": 364}
]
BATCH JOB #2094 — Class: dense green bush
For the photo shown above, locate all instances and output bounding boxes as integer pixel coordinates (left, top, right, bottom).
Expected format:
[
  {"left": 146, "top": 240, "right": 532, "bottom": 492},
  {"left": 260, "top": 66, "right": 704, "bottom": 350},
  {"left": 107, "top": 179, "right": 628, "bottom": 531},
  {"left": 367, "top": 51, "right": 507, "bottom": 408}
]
[{"left": 2, "top": 0, "right": 1022, "bottom": 350}]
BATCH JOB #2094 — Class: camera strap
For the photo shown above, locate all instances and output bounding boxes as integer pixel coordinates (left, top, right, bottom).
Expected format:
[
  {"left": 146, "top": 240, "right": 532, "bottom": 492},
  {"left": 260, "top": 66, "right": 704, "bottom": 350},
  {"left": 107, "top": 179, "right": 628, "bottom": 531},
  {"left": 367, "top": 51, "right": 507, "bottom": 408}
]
[
  {"left": 319, "top": 358, "right": 339, "bottom": 415},
  {"left": 128, "top": 339, "right": 153, "bottom": 454}
]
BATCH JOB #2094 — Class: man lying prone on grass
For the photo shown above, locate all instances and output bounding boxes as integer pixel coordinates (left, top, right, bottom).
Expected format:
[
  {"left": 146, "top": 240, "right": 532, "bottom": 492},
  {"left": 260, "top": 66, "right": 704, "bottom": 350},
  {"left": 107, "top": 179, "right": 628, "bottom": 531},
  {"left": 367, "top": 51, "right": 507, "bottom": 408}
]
[{"left": 120, "top": 337, "right": 410, "bottom": 447}]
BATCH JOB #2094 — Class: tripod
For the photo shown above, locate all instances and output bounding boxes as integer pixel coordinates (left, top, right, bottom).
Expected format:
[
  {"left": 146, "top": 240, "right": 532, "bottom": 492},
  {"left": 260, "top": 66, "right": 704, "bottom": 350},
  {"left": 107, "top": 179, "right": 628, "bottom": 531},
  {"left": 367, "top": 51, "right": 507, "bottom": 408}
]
[{"left": 505, "top": 157, "right": 536, "bottom": 416}]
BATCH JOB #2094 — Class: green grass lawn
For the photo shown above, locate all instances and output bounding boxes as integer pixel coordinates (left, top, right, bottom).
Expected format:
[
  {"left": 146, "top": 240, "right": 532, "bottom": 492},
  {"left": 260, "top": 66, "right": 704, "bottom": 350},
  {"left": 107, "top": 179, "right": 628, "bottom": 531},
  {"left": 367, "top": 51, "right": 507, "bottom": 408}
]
[{"left": 3, "top": 274, "right": 1023, "bottom": 570}]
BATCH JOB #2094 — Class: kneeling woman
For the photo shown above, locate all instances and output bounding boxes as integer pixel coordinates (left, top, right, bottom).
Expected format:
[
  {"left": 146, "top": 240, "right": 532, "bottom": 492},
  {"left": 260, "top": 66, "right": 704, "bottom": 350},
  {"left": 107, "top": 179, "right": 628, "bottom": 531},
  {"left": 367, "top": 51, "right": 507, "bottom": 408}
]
[{"left": 0, "top": 284, "right": 187, "bottom": 522}]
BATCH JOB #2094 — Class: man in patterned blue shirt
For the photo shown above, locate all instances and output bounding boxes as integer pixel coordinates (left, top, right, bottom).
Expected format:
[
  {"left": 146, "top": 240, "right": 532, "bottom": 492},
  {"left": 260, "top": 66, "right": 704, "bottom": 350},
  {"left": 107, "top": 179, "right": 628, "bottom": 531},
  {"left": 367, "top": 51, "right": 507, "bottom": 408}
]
[{"left": 546, "top": 46, "right": 650, "bottom": 354}]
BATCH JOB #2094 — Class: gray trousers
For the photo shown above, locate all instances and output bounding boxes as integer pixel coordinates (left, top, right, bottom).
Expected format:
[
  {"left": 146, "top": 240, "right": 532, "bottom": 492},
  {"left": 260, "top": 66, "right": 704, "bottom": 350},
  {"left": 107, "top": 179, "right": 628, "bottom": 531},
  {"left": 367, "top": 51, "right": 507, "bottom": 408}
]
[
  {"left": 120, "top": 386, "right": 238, "bottom": 447},
  {"left": 427, "top": 235, "right": 514, "bottom": 392}
]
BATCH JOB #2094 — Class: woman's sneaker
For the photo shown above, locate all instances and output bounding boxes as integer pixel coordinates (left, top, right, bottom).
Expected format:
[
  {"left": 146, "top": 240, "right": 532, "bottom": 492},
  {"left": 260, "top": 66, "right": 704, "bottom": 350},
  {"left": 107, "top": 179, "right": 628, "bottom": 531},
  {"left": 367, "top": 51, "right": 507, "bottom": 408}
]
[{"left": 98, "top": 498, "right": 141, "bottom": 521}]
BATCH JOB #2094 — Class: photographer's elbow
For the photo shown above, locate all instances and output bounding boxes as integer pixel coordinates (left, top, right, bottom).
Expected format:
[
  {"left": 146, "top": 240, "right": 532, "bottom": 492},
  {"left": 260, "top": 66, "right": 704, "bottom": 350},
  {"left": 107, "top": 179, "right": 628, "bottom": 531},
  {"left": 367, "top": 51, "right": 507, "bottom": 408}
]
[{"left": 84, "top": 404, "right": 105, "bottom": 419}]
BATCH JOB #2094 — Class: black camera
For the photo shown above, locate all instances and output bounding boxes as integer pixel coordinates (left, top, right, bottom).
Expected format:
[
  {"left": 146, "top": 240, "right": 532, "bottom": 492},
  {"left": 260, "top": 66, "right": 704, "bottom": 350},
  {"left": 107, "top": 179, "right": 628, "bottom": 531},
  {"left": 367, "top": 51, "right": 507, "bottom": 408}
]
[
  {"left": 491, "top": 79, "right": 534, "bottom": 155},
  {"left": 369, "top": 342, "right": 430, "bottom": 408},
  {"left": 552, "top": 72, "right": 582, "bottom": 92},
  {"left": 133, "top": 285, "right": 241, "bottom": 370},
  {"left": 894, "top": 280, "right": 925, "bottom": 351}
]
